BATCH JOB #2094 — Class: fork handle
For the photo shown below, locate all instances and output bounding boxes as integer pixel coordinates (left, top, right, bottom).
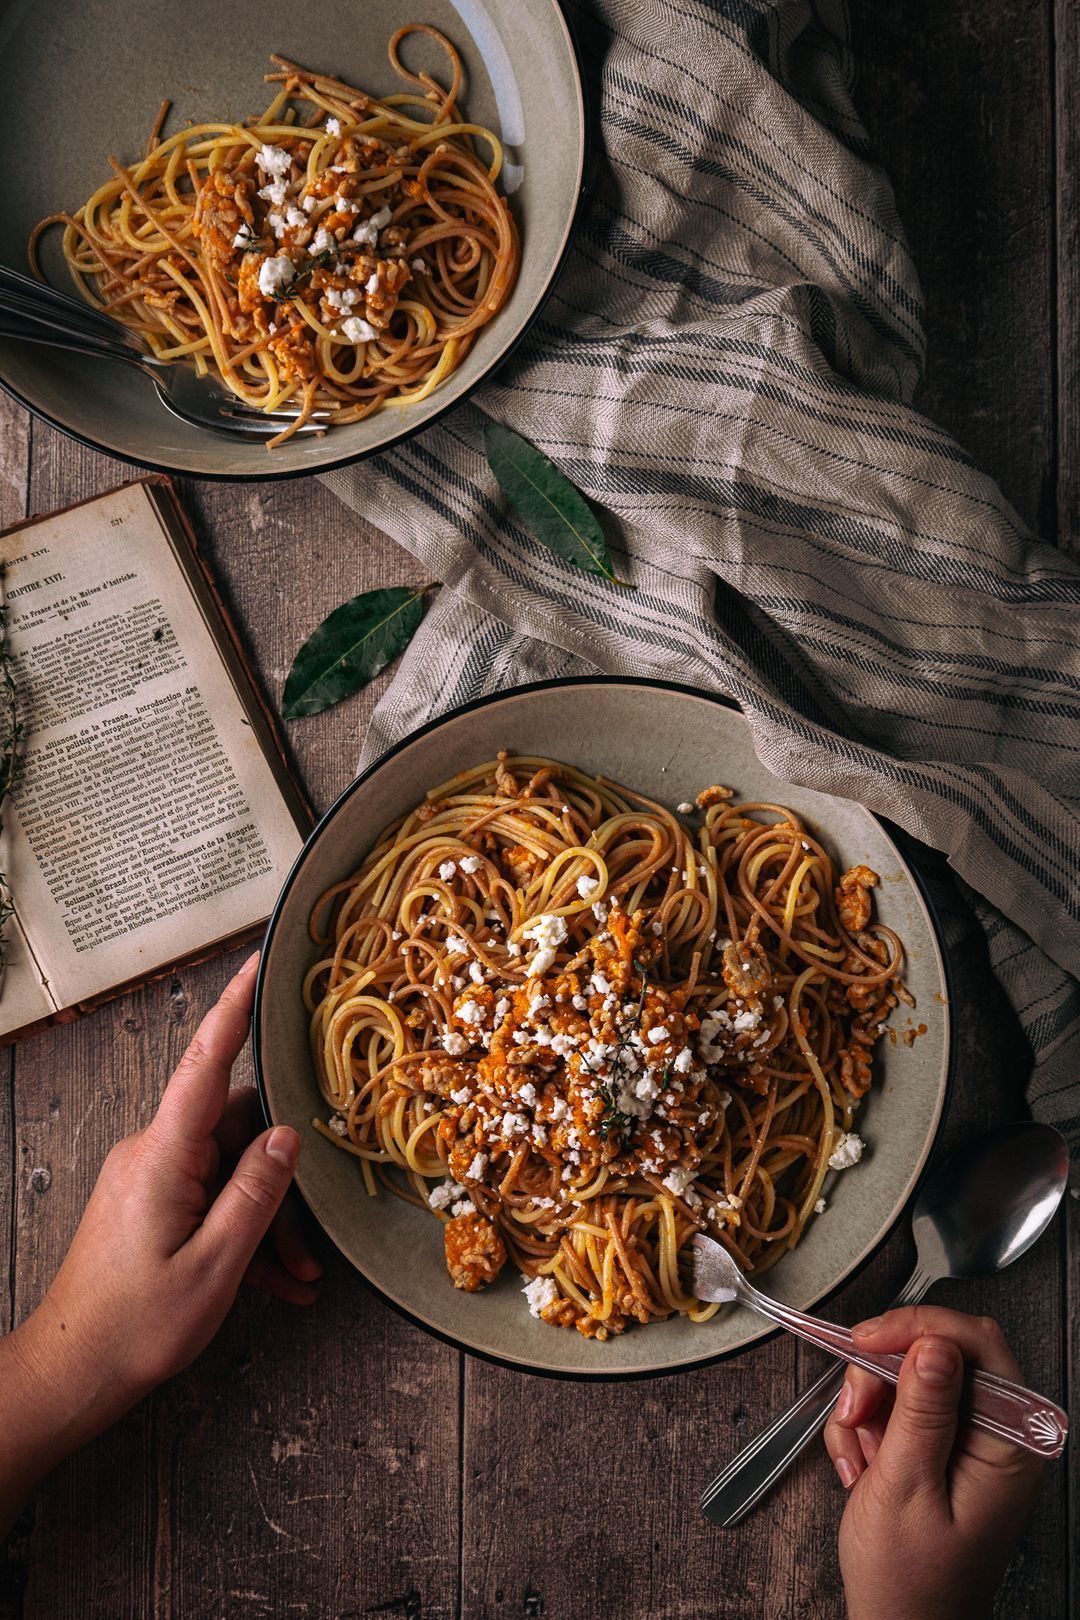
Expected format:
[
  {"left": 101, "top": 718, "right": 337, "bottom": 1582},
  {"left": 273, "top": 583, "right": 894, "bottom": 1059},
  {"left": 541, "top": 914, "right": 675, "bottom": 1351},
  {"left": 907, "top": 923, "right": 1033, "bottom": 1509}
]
[
  {"left": 700, "top": 1264, "right": 935, "bottom": 1526},
  {"left": 0, "top": 310, "right": 148, "bottom": 370},
  {"left": 744, "top": 1288, "right": 1068, "bottom": 1461}
]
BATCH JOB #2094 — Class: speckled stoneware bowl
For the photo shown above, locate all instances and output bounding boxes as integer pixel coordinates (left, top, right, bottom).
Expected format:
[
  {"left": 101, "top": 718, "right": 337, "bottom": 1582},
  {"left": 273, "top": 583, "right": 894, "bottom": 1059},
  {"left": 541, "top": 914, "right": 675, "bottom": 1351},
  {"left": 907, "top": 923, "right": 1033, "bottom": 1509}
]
[
  {"left": 254, "top": 681, "right": 952, "bottom": 1378},
  {"left": 0, "top": 0, "right": 584, "bottom": 478}
]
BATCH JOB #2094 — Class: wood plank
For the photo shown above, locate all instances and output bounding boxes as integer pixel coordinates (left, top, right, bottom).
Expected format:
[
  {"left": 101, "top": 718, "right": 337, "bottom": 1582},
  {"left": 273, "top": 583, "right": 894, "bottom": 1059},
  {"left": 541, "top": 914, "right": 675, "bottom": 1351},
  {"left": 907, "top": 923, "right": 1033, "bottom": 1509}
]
[
  {"left": 1056, "top": 0, "right": 1080, "bottom": 555},
  {"left": 10, "top": 422, "right": 456, "bottom": 1619},
  {"left": 849, "top": 0, "right": 1057, "bottom": 541},
  {"left": 462, "top": 1337, "right": 799, "bottom": 1620}
]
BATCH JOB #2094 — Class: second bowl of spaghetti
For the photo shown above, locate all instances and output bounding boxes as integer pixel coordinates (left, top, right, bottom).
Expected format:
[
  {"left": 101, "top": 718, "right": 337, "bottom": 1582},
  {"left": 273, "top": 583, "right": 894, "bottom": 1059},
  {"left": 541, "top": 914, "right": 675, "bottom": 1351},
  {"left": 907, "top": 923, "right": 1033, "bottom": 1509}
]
[{"left": 255, "top": 681, "right": 952, "bottom": 1377}]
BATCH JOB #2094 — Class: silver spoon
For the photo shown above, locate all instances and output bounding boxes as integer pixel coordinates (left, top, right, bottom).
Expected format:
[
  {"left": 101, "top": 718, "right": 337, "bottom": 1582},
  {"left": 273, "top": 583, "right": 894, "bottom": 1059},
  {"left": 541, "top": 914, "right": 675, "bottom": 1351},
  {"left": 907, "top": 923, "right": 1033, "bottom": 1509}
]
[{"left": 698, "top": 1121, "right": 1070, "bottom": 1525}]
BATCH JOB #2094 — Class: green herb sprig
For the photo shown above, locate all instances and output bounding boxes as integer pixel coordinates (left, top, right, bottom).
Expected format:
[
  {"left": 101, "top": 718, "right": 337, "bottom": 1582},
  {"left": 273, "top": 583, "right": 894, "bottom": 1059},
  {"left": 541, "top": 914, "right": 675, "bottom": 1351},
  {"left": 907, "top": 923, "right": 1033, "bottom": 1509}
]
[{"left": 0, "top": 589, "right": 23, "bottom": 986}]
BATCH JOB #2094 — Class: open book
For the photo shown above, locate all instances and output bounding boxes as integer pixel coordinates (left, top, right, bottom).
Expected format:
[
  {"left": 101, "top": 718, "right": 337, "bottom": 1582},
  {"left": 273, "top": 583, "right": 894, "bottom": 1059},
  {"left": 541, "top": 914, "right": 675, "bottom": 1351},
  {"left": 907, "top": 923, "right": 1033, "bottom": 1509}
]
[{"left": 0, "top": 477, "right": 310, "bottom": 1042}]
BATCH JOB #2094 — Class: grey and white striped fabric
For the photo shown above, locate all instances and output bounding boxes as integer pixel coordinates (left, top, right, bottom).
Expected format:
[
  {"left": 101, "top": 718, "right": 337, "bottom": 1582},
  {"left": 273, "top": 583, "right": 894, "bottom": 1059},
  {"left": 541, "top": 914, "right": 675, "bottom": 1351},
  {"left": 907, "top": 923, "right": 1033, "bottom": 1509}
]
[{"left": 324, "top": 0, "right": 1080, "bottom": 1167}]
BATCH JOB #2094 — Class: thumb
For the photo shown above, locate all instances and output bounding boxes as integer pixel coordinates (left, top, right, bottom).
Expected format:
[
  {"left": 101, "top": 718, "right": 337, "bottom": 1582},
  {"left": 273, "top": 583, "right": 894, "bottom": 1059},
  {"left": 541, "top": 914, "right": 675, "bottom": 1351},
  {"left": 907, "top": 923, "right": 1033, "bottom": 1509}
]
[
  {"left": 191, "top": 1126, "right": 300, "bottom": 1293},
  {"left": 874, "top": 1334, "right": 963, "bottom": 1496}
]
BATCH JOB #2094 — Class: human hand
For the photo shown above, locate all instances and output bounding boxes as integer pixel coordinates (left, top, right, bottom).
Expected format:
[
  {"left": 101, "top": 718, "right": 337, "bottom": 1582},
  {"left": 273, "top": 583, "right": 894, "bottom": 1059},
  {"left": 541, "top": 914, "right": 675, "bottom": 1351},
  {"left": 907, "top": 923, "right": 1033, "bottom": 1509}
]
[
  {"left": 824, "top": 1306, "right": 1046, "bottom": 1620},
  {"left": 15, "top": 952, "right": 320, "bottom": 1446}
]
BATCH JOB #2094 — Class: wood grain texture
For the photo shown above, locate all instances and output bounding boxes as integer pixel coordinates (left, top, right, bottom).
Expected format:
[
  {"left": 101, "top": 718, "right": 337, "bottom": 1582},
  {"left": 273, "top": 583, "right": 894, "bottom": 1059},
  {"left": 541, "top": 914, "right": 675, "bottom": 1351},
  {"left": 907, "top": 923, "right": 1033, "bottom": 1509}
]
[
  {"left": 1057, "top": 0, "right": 1080, "bottom": 553},
  {"left": 849, "top": 0, "right": 1057, "bottom": 541},
  {"left": 1, "top": 2, "right": 1077, "bottom": 1614}
]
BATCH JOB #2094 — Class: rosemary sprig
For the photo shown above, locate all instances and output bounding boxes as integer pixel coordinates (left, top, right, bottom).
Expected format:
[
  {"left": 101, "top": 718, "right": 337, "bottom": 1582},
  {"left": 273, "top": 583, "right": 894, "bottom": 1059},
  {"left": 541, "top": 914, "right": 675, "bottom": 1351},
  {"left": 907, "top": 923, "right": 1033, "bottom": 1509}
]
[{"left": 0, "top": 587, "right": 24, "bottom": 988}]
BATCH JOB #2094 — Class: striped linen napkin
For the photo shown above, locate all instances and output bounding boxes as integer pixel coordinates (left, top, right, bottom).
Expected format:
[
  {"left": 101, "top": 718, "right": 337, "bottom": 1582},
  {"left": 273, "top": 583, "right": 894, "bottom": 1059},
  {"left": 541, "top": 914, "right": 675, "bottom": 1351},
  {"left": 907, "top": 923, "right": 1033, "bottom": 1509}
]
[{"left": 324, "top": 0, "right": 1080, "bottom": 1166}]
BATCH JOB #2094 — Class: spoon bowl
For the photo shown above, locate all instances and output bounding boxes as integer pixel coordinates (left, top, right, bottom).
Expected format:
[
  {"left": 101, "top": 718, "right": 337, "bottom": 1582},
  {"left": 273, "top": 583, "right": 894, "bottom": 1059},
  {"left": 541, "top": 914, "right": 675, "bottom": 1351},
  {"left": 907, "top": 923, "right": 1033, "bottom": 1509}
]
[{"left": 911, "top": 1121, "right": 1070, "bottom": 1284}]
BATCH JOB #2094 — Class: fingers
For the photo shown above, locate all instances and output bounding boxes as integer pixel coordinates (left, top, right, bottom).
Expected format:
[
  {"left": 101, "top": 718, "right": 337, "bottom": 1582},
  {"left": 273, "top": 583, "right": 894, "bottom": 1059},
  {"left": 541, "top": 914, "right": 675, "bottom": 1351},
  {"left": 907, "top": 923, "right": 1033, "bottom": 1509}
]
[
  {"left": 269, "top": 1194, "right": 323, "bottom": 1283},
  {"left": 244, "top": 1252, "right": 320, "bottom": 1307},
  {"left": 825, "top": 1369, "right": 894, "bottom": 1489},
  {"left": 189, "top": 1124, "right": 300, "bottom": 1295},
  {"left": 867, "top": 1335, "right": 963, "bottom": 1497},
  {"left": 150, "top": 953, "right": 261, "bottom": 1152},
  {"left": 851, "top": 1306, "right": 1022, "bottom": 1382}
]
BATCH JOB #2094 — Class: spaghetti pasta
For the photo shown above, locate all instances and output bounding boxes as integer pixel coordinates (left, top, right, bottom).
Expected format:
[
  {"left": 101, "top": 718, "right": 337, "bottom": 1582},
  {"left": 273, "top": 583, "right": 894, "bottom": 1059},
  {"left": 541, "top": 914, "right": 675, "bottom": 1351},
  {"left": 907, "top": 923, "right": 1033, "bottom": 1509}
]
[
  {"left": 30, "top": 27, "right": 519, "bottom": 446},
  {"left": 304, "top": 754, "right": 907, "bottom": 1340}
]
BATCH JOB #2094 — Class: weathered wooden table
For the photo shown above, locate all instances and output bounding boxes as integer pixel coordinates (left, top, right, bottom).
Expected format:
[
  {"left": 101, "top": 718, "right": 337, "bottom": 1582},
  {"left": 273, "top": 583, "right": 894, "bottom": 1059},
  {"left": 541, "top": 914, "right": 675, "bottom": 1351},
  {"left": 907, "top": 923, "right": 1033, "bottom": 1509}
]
[{"left": 1, "top": 4, "right": 1076, "bottom": 1616}]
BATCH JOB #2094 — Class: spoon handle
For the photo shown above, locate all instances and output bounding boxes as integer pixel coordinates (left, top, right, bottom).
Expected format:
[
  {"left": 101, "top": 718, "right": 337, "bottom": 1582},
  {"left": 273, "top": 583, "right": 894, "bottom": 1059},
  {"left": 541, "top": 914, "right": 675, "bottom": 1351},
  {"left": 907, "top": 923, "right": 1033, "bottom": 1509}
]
[
  {"left": 740, "top": 1285, "right": 1068, "bottom": 1460},
  {"left": 700, "top": 1263, "right": 935, "bottom": 1526}
]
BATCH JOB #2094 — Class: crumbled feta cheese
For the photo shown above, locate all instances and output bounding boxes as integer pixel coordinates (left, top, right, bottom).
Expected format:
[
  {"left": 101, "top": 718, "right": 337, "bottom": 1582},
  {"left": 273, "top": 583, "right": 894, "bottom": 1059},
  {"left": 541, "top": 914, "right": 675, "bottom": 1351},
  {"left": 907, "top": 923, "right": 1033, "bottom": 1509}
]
[
  {"left": 441, "top": 1030, "right": 470, "bottom": 1056},
  {"left": 468, "top": 961, "right": 485, "bottom": 984},
  {"left": 733, "top": 1009, "right": 760, "bottom": 1033},
  {"left": 647, "top": 1025, "right": 669, "bottom": 1045},
  {"left": 814, "top": 1198, "right": 827, "bottom": 1214},
  {"left": 445, "top": 936, "right": 468, "bottom": 956},
  {"left": 590, "top": 971, "right": 611, "bottom": 997},
  {"left": 531, "top": 948, "right": 558, "bottom": 975},
  {"left": 257, "top": 142, "right": 292, "bottom": 177},
  {"left": 550, "top": 1032, "right": 576, "bottom": 1057},
  {"left": 366, "top": 270, "right": 380, "bottom": 295},
  {"left": 325, "top": 116, "right": 342, "bottom": 136},
  {"left": 494, "top": 997, "right": 510, "bottom": 1022},
  {"left": 676, "top": 801, "right": 694, "bottom": 814},
  {"left": 258, "top": 253, "right": 294, "bottom": 298},
  {"left": 459, "top": 854, "right": 482, "bottom": 874},
  {"left": 428, "top": 1179, "right": 466, "bottom": 1211},
  {"left": 325, "top": 285, "right": 361, "bottom": 312},
  {"left": 310, "top": 227, "right": 335, "bottom": 255},
  {"left": 662, "top": 1165, "right": 696, "bottom": 1198},
  {"left": 501, "top": 1110, "right": 528, "bottom": 1137},
  {"left": 572, "top": 994, "right": 588, "bottom": 1011},
  {"left": 438, "top": 860, "right": 457, "bottom": 880},
  {"left": 341, "top": 315, "right": 378, "bottom": 343},
  {"left": 232, "top": 223, "right": 257, "bottom": 248},
  {"left": 673, "top": 1046, "right": 694, "bottom": 1074},
  {"left": 449, "top": 1087, "right": 472, "bottom": 1106},
  {"left": 328, "top": 1115, "right": 348, "bottom": 1136},
  {"left": 523, "top": 913, "right": 568, "bottom": 953},
  {"left": 466, "top": 1153, "right": 488, "bottom": 1180},
  {"left": 550, "top": 1096, "right": 569, "bottom": 1121},
  {"left": 507, "top": 941, "right": 522, "bottom": 956},
  {"left": 576, "top": 874, "right": 600, "bottom": 899},
  {"left": 522, "top": 1275, "right": 559, "bottom": 1317},
  {"left": 411, "top": 256, "right": 428, "bottom": 273},
  {"left": 828, "top": 1131, "right": 865, "bottom": 1170},
  {"left": 302, "top": 194, "right": 319, "bottom": 213},
  {"left": 457, "top": 999, "right": 485, "bottom": 1026},
  {"left": 516, "top": 1081, "right": 537, "bottom": 1107},
  {"left": 351, "top": 204, "right": 393, "bottom": 247}
]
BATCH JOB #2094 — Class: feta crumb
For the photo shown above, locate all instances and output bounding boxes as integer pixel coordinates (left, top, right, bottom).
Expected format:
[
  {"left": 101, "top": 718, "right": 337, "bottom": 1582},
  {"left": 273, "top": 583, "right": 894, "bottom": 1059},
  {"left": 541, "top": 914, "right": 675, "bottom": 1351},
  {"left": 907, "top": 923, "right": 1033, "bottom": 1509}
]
[
  {"left": 258, "top": 253, "right": 294, "bottom": 299},
  {"left": 411, "top": 257, "right": 428, "bottom": 273},
  {"left": 647, "top": 1025, "right": 669, "bottom": 1045},
  {"left": 733, "top": 1009, "right": 760, "bottom": 1033},
  {"left": 366, "top": 270, "right": 380, "bottom": 295},
  {"left": 576, "top": 874, "right": 600, "bottom": 899},
  {"left": 351, "top": 204, "right": 393, "bottom": 246},
  {"left": 256, "top": 143, "right": 292, "bottom": 178},
  {"left": 828, "top": 1131, "right": 864, "bottom": 1170},
  {"left": 438, "top": 860, "right": 457, "bottom": 880},
  {"left": 466, "top": 1153, "right": 488, "bottom": 1181},
  {"left": 428, "top": 1179, "right": 466, "bottom": 1211},
  {"left": 550, "top": 1096, "right": 569, "bottom": 1121},
  {"left": 467, "top": 961, "right": 485, "bottom": 985},
  {"left": 325, "top": 285, "right": 361, "bottom": 312},
  {"left": 501, "top": 1110, "right": 528, "bottom": 1137},
  {"left": 341, "top": 315, "right": 378, "bottom": 344},
  {"left": 673, "top": 1046, "right": 694, "bottom": 1074},
  {"left": 457, "top": 999, "right": 485, "bottom": 1026},
  {"left": 459, "top": 854, "right": 482, "bottom": 874},
  {"left": 516, "top": 1081, "right": 538, "bottom": 1107},
  {"left": 449, "top": 1087, "right": 472, "bottom": 1106},
  {"left": 302, "top": 194, "right": 319, "bottom": 213},
  {"left": 814, "top": 1198, "right": 827, "bottom": 1214},
  {"left": 676, "top": 801, "right": 694, "bottom": 814},
  {"left": 310, "top": 227, "right": 335, "bottom": 255},
  {"left": 445, "top": 936, "right": 468, "bottom": 956},
  {"left": 662, "top": 1165, "right": 696, "bottom": 1198},
  {"left": 507, "top": 941, "right": 522, "bottom": 957},
  {"left": 522, "top": 1275, "right": 559, "bottom": 1317},
  {"left": 328, "top": 1116, "right": 348, "bottom": 1136},
  {"left": 325, "top": 116, "right": 342, "bottom": 136},
  {"left": 441, "top": 1030, "right": 470, "bottom": 1056}
]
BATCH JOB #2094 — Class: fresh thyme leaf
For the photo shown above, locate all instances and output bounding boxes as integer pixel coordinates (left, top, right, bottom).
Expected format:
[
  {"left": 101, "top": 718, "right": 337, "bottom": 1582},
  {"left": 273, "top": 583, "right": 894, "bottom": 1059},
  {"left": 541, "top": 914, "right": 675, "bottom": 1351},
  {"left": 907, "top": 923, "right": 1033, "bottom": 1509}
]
[
  {"left": 483, "top": 420, "right": 624, "bottom": 585},
  {"left": 282, "top": 584, "right": 432, "bottom": 718}
]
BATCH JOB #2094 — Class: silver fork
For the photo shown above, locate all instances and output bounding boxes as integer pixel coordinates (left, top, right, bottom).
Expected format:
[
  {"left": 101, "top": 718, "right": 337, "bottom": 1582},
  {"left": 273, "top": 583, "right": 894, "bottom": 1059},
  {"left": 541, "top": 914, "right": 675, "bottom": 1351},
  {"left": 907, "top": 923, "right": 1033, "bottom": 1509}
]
[
  {"left": 688, "top": 1235, "right": 1068, "bottom": 1470},
  {"left": 0, "top": 263, "right": 329, "bottom": 438}
]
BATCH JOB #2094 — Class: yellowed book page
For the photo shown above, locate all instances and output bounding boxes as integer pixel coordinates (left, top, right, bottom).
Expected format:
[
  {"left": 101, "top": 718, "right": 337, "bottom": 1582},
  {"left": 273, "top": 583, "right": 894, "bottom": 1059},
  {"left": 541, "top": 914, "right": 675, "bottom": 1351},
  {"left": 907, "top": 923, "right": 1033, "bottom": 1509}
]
[
  {"left": 3, "top": 484, "right": 305, "bottom": 1010},
  {"left": 0, "top": 912, "right": 57, "bottom": 1033}
]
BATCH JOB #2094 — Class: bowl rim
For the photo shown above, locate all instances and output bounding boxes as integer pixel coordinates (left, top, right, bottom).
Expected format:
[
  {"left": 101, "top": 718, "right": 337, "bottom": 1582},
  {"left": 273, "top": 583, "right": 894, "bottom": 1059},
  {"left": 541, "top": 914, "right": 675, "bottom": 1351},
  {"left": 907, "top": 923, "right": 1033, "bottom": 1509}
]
[
  {"left": 0, "top": 0, "right": 589, "bottom": 483},
  {"left": 252, "top": 675, "right": 956, "bottom": 1380}
]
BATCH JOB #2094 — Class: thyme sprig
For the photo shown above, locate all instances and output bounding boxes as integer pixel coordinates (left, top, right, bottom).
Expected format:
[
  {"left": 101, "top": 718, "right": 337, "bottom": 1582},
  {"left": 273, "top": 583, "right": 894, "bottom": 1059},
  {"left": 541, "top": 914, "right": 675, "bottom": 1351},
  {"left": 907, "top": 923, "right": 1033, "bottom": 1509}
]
[{"left": 593, "top": 957, "right": 653, "bottom": 1150}]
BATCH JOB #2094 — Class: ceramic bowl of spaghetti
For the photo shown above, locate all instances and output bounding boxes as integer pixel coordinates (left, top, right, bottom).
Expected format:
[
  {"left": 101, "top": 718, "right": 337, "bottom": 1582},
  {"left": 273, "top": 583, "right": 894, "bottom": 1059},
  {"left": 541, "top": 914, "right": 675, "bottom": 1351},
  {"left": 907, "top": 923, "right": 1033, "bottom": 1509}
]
[
  {"left": 254, "top": 680, "right": 952, "bottom": 1378},
  {"left": 0, "top": 1, "right": 584, "bottom": 477}
]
